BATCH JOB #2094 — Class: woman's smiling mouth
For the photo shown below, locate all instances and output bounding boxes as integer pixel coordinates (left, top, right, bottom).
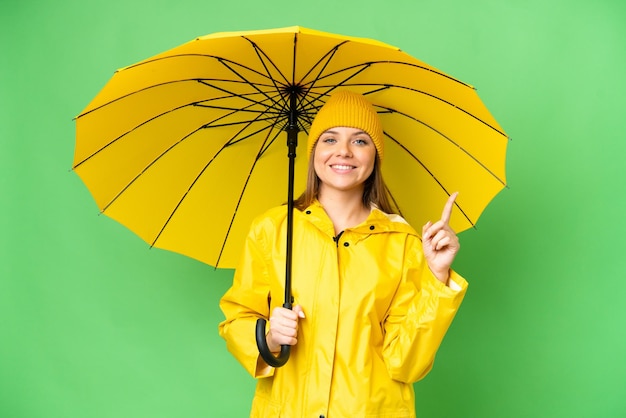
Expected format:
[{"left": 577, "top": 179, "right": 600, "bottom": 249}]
[{"left": 330, "top": 164, "right": 356, "bottom": 171}]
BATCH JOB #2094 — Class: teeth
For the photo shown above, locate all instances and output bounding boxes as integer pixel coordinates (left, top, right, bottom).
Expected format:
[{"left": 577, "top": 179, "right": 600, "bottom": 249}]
[{"left": 332, "top": 165, "right": 353, "bottom": 170}]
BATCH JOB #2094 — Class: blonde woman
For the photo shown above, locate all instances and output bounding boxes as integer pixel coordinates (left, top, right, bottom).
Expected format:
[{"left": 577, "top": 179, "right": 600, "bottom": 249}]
[{"left": 219, "top": 90, "right": 467, "bottom": 418}]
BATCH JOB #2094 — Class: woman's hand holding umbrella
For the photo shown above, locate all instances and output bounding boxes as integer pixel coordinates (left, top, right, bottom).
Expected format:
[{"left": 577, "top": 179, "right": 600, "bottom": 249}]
[
  {"left": 422, "top": 193, "right": 461, "bottom": 284},
  {"left": 266, "top": 305, "right": 306, "bottom": 353}
]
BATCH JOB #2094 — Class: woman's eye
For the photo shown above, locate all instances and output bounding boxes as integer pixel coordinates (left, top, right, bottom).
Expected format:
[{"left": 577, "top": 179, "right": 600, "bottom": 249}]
[
  {"left": 322, "top": 137, "right": 336, "bottom": 143},
  {"left": 354, "top": 138, "right": 368, "bottom": 145}
]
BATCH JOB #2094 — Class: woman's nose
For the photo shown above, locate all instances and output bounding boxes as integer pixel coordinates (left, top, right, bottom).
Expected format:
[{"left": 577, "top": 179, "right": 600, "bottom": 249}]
[{"left": 337, "top": 141, "right": 352, "bottom": 157}]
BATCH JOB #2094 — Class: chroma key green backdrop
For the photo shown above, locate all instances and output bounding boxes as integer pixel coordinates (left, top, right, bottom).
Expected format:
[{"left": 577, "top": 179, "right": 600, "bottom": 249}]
[{"left": 1, "top": 0, "right": 625, "bottom": 417}]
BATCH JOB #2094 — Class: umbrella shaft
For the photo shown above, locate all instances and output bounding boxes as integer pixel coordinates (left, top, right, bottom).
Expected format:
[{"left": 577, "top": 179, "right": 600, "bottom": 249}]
[
  {"left": 284, "top": 125, "right": 298, "bottom": 309},
  {"left": 283, "top": 89, "right": 300, "bottom": 308}
]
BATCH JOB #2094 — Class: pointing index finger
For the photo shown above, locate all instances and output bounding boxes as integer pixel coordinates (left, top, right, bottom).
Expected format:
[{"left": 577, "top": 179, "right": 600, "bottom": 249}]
[{"left": 441, "top": 192, "right": 458, "bottom": 225}]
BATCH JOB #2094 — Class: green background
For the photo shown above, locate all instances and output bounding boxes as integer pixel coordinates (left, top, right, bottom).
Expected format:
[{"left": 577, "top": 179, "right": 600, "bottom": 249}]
[{"left": 2, "top": 0, "right": 625, "bottom": 416}]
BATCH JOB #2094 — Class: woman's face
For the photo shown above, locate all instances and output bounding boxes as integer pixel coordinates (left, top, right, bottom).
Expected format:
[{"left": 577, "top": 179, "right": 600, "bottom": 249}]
[{"left": 313, "top": 126, "right": 376, "bottom": 196}]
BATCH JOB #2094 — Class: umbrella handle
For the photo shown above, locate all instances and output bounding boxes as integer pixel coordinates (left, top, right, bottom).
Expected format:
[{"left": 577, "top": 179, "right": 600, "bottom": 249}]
[{"left": 255, "top": 317, "right": 290, "bottom": 368}]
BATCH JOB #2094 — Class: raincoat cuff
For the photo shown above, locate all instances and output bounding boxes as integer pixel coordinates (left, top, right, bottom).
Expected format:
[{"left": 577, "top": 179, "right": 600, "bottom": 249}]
[
  {"left": 448, "top": 270, "right": 467, "bottom": 292},
  {"left": 448, "top": 274, "right": 464, "bottom": 291},
  {"left": 426, "top": 267, "right": 468, "bottom": 294},
  {"left": 254, "top": 355, "right": 276, "bottom": 378}
]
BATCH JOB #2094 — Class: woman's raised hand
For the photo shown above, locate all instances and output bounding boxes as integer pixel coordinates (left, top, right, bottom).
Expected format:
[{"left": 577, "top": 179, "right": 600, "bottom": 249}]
[{"left": 422, "top": 192, "right": 461, "bottom": 284}]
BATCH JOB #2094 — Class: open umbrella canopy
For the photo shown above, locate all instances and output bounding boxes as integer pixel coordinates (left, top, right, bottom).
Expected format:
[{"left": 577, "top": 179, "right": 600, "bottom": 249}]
[{"left": 74, "top": 26, "right": 508, "bottom": 269}]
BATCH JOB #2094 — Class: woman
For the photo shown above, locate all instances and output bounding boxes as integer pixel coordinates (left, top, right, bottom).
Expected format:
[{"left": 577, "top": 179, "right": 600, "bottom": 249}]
[{"left": 219, "top": 91, "right": 467, "bottom": 417}]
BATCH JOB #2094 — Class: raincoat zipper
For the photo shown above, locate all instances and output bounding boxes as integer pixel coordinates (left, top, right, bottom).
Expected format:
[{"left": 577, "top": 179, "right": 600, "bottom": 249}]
[{"left": 332, "top": 231, "right": 345, "bottom": 247}]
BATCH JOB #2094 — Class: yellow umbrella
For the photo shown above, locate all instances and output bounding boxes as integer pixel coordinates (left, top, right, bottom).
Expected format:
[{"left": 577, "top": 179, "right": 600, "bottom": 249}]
[
  {"left": 74, "top": 25, "right": 507, "bottom": 268},
  {"left": 74, "top": 26, "right": 508, "bottom": 365}
]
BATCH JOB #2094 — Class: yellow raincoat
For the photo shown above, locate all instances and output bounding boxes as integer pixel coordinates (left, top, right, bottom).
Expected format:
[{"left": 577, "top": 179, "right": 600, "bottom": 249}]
[{"left": 219, "top": 201, "right": 467, "bottom": 417}]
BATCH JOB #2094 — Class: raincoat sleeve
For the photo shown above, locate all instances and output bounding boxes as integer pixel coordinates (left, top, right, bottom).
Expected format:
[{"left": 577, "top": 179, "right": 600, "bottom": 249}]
[
  {"left": 382, "top": 238, "right": 468, "bottom": 383},
  {"left": 218, "top": 215, "right": 276, "bottom": 378}
]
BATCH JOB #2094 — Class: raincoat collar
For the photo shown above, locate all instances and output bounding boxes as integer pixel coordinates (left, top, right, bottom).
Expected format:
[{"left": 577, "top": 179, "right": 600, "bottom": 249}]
[{"left": 302, "top": 200, "right": 419, "bottom": 239}]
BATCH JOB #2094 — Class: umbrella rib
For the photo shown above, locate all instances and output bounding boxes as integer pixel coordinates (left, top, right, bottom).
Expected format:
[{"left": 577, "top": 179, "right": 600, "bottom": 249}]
[
  {"left": 302, "top": 57, "right": 507, "bottom": 137},
  {"left": 292, "top": 33, "right": 297, "bottom": 86},
  {"left": 313, "top": 60, "right": 473, "bottom": 89},
  {"left": 75, "top": 78, "right": 278, "bottom": 119},
  {"left": 312, "top": 79, "right": 508, "bottom": 138},
  {"left": 295, "top": 43, "right": 345, "bottom": 121},
  {"left": 74, "top": 100, "right": 196, "bottom": 169},
  {"left": 312, "top": 63, "right": 371, "bottom": 97},
  {"left": 241, "top": 36, "right": 290, "bottom": 87},
  {"left": 73, "top": 91, "right": 277, "bottom": 169},
  {"left": 214, "top": 119, "right": 286, "bottom": 267},
  {"left": 99, "top": 123, "right": 207, "bottom": 215},
  {"left": 384, "top": 131, "right": 475, "bottom": 228},
  {"left": 74, "top": 77, "right": 292, "bottom": 169},
  {"left": 380, "top": 104, "right": 507, "bottom": 187},
  {"left": 121, "top": 53, "right": 289, "bottom": 86},
  {"left": 151, "top": 119, "right": 282, "bottom": 261},
  {"left": 193, "top": 103, "right": 280, "bottom": 117},
  {"left": 296, "top": 63, "right": 373, "bottom": 129},
  {"left": 97, "top": 104, "right": 276, "bottom": 214},
  {"left": 196, "top": 90, "right": 289, "bottom": 135},
  {"left": 213, "top": 115, "right": 287, "bottom": 147},
  {"left": 76, "top": 50, "right": 299, "bottom": 119},
  {"left": 148, "top": 89, "right": 292, "bottom": 250},
  {"left": 217, "top": 58, "right": 285, "bottom": 112},
  {"left": 196, "top": 81, "right": 287, "bottom": 118},
  {"left": 256, "top": 41, "right": 367, "bottom": 131},
  {"left": 196, "top": 79, "right": 285, "bottom": 103},
  {"left": 298, "top": 41, "right": 349, "bottom": 87},
  {"left": 195, "top": 79, "right": 290, "bottom": 122}
]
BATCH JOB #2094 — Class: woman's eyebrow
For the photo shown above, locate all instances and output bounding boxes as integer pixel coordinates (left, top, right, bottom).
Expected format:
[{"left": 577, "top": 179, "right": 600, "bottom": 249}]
[
  {"left": 352, "top": 130, "right": 371, "bottom": 137},
  {"left": 322, "top": 129, "right": 369, "bottom": 136}
]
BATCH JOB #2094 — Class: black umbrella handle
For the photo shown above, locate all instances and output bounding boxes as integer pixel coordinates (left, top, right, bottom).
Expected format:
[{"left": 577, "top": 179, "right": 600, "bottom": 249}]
[{"left": 255, "top": 304, "right": 291, "bottom": 367}]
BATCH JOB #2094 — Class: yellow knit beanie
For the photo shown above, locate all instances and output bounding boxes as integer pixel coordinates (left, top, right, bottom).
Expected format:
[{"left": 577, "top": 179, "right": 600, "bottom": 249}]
[{"left": 307, "top": 91, "right": 384, "bottom": 161}]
